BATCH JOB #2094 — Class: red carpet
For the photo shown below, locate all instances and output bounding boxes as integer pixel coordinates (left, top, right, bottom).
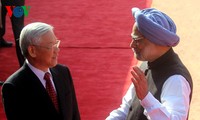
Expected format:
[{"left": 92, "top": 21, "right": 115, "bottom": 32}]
[{"left": 0, "top": 0, "right": 151, "bottom": 119}]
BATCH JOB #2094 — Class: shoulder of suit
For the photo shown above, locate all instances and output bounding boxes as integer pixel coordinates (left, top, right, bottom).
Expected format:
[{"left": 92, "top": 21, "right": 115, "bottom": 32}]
[
  {"left": 4, "top": 64, "right": 33, "bottom": 84},
  {"left": 52, "top": 64, "right": 71, "bottom": 74},
  {"left": 54, "top": 64, "right": 68, "bottom": 69}
]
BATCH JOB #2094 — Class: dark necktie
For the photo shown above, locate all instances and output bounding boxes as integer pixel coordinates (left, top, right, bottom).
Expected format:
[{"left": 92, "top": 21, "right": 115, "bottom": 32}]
[{"left": 44, "top": 72, "right": 59, "bottom": 112}]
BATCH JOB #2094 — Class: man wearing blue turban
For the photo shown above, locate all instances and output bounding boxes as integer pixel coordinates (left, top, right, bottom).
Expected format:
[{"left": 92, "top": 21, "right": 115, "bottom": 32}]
[{"left": 106, "top": 8, "right": 193, "bottom": 120}]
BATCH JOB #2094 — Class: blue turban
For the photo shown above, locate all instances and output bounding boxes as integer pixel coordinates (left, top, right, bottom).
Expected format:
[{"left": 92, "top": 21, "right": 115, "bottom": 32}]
[{"left": 132, "top": 8, "right": 180, "bottom": 47}]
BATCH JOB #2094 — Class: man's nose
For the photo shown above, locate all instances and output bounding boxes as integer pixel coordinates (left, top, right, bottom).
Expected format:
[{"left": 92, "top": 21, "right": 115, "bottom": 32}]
[
  {"left": 130, "top": 41, "right": 136, "bottom": 48},
  {"left": 54, "top": 47, "right": 60, "bottom": 52}
]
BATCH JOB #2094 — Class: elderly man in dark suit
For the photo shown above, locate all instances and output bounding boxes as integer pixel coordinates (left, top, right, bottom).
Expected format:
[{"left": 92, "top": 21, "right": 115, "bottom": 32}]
[{"left": 1, "top": 22, "right": 80, "bottom": 120}]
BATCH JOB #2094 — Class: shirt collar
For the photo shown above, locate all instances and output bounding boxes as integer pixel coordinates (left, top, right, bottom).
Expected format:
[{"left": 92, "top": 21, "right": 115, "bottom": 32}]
[{"left": 26, "top": 59, "right": 51, "bottom": 81}]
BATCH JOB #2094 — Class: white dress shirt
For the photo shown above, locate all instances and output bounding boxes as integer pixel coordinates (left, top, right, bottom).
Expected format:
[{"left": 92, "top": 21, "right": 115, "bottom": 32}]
[{"left": 106, "top": 75, "right": 191, "bottom": 120}]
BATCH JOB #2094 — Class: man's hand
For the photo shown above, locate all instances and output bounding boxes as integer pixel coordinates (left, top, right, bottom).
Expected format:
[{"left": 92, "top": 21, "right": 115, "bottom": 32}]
[{"left": 131, "top": 66, "right": 148, "bottom": 100}]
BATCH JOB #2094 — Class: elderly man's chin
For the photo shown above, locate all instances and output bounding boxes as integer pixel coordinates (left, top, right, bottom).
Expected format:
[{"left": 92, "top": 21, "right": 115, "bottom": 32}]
[
  {"left": 50, "top": 59, "right": 58, "bottom": 67},
  {"left": 134, "top": 52, "right": 145, "bottom": 61},
  {"left": 49, "top": 63, "right": 57, "bottom": 68}
]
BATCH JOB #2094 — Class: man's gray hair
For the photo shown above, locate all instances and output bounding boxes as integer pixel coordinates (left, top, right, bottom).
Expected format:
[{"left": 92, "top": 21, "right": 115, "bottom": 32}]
[{"left": 19, "top": 22, "right": 54, "bottom": 57}]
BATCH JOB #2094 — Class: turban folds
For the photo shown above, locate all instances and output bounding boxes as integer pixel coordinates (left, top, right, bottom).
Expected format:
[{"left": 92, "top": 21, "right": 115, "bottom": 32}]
[{"left": 132, "top": 8, "right": 179, "bottom": 47}]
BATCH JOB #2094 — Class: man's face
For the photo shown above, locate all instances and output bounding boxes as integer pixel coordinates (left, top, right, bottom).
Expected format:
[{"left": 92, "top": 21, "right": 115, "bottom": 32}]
[
  {"left": 30, "top": 30, "right": 60, "bottom": 71},
  {"left": 130, "top": 24, "right": 157, "bottom": 62}
]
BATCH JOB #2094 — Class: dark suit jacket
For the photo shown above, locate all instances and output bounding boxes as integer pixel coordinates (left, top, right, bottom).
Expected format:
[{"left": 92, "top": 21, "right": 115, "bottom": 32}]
[{"left": 1, "top": 63, "right": 80, "bottom": 120}]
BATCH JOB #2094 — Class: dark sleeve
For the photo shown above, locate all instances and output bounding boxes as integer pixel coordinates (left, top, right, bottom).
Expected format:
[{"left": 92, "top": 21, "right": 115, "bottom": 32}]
[{"left": 1, "top": 83, "right": 25, "bottom": 120}]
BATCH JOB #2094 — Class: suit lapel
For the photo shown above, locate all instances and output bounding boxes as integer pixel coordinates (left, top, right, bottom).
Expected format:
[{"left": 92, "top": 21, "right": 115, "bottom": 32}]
[
  {"left": 23, "top": 63, "right": 56, "bottom": 105},
  {"left": 50, "top": 66, "right": 72, "bottom": 120},
  {"left": 50, "top": 68, "right": 65, "bottom": 98},
  {"left": 50, "top": 68, "right": 66, "bottom": 113},
  {"left": 23, "top": 63, "right": 46, "bottom": 91}
]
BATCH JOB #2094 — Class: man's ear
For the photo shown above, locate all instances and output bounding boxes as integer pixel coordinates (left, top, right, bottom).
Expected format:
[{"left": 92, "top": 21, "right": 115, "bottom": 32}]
[{"left": 28, "top": 46, "right": 37, "bottom": 57}]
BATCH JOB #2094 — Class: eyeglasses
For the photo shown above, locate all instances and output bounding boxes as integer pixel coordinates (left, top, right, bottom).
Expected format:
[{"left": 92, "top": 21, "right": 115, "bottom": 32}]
[
  {"left": 132, "top": 37, "right": 144, "bottom": 45},
  {"left": 32, "top": 40, "right": 60, "bottom": 50}
]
